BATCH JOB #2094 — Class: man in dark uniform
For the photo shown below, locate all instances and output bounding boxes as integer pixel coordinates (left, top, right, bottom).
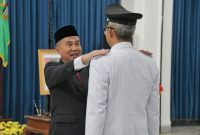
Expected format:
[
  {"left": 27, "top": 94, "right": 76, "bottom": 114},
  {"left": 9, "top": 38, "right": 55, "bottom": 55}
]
[{"left": 44, "top": 25, "right": 108, "bottom": 135}]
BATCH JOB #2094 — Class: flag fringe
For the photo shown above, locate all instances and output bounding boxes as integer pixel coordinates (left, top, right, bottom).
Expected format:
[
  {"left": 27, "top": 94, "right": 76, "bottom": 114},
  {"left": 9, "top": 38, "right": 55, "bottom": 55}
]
[{"left": 0, "top": 54, "right": 8, "bottom": 67}]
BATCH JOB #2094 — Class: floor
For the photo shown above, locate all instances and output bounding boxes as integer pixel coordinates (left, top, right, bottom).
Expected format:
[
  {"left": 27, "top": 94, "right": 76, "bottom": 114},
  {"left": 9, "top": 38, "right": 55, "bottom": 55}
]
[{"left": 160, "top": 126, "right": 200, "bottom": 135}]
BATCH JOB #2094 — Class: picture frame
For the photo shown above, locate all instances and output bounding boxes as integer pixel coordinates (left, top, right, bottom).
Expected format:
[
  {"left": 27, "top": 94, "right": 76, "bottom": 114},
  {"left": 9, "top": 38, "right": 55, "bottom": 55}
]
[{"left": 38, "top": 49, "right": 60, "bottom": 95}]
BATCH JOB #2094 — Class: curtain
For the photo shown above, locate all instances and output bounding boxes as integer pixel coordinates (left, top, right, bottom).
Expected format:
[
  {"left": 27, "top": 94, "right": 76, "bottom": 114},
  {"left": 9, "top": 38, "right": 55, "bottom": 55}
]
[
  {"left": 3, "top": 0, "right": 49, "bottom": 123},
  {"left": 3, "top": 0, "right": 121, "bottom": 123},
  {"left": 171, "top": 0, "right": 200, "bottom": 121},
  {"left": 51, "top": 0, "right": 120, "bottom": 53}
]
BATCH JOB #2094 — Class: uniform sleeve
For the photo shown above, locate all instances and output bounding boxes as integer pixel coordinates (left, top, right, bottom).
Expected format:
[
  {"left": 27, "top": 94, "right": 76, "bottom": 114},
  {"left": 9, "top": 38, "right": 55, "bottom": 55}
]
[
  {"left": 44, "top": 61, "right": 75, "bottom": 89},
  {"left": 147, "top": 72, "right": 160, "bottom": 135},
  {"left": 85, "top": 59, "right": 109, "bottom": 135},
  {"left": 74, "top": 56, "right": 89, "bottom": 70}
]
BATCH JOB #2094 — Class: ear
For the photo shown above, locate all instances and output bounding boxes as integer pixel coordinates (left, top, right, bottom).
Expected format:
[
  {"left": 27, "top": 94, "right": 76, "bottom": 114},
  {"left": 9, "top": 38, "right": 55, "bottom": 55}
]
[
  {"left": 56, "top": 46, "right": 60, "bottom": 54},
  {"left": 109, "top": 29, "right": 115, "bottom": 38}
]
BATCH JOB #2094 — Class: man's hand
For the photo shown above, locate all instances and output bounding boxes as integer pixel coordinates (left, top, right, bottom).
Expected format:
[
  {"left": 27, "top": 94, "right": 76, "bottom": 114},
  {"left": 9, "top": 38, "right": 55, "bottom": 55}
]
[
  {"left": 81, "top": 49, "right": 109, "bottom": 65},
  {"left": 139, "top": 50, "right": 153, "bottom": 57}
]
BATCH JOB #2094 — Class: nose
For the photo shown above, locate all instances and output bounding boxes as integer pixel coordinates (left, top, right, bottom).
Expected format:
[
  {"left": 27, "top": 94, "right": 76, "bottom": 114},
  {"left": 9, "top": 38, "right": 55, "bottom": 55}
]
[{"left": 72, "top": 44, "right": 78, "bottom": 51}]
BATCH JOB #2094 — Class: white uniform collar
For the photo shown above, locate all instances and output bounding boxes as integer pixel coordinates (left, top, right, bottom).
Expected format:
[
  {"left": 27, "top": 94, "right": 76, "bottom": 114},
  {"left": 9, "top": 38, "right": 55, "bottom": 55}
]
[{"left": 110, "top": 42, "right": 133, "bottom": 52}]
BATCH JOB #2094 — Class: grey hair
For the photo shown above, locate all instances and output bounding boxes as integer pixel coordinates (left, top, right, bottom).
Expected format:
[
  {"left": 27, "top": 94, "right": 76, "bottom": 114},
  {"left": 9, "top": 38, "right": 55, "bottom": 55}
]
[{"left": 108, "top": 22, "right": 136, "bottom": 42}]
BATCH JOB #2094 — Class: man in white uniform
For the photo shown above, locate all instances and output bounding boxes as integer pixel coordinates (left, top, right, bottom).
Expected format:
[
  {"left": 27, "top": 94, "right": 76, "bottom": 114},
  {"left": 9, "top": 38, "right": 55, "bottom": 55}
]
[{"left": 85, "top": 4, "right": 160, "bottom": 135}]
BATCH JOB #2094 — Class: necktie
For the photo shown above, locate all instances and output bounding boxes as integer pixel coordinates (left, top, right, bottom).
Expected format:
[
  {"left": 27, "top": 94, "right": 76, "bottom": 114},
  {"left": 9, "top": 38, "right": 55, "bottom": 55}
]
[{"left": 76, "top": 72, "right": 81, "bottom": 81}]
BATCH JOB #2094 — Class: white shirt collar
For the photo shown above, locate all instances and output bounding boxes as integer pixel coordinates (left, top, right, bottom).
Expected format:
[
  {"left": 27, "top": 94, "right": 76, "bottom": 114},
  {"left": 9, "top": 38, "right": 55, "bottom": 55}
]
[{"left": 110, "top": 42, "right": 133, "bottom": 52}]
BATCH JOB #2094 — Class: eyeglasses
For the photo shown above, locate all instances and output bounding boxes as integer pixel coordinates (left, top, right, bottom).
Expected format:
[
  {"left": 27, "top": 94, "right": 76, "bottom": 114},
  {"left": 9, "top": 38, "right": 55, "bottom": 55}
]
[{"left": 104, "top": 25, "right": 116, "bottom": 31}]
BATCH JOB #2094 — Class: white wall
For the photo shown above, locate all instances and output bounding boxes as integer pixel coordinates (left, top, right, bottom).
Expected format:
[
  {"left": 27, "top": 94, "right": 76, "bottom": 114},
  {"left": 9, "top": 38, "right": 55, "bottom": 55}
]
[
  {"left": 121, "top": 0, "right": 162, "bottom": 68},
  {"left": 121, "top": 0, "right": 173, "bottom": 133},
  {"left": 160, "top": 0, "right": 173, "bottom": 132}
]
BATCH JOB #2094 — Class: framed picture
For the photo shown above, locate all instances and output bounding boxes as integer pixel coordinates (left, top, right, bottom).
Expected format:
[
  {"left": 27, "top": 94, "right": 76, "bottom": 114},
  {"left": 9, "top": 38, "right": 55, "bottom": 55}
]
[{"left": 38, "top": 49, "right": 60, "bottom": 95}]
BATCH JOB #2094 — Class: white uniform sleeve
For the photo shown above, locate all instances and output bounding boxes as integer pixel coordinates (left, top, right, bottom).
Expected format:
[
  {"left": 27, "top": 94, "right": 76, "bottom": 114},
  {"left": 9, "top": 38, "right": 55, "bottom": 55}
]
[
  {"left": 74, "top": 56, "right": 89, "bottom": 70},
  {"left": 147, "top": 72, "right": 160, "bottom": 135},
  {"left": 85, "top": 59, "right": 109, "bottom": 135}
]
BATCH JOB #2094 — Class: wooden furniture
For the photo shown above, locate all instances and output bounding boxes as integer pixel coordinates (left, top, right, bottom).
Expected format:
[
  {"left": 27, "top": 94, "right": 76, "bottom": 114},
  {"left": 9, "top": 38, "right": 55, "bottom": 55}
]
[
  {"left": 0, "top": 118, "right": 12, "bottom": 122},
  {"left": 23, "top": 115, "right": 50, "bottom": 135}
]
